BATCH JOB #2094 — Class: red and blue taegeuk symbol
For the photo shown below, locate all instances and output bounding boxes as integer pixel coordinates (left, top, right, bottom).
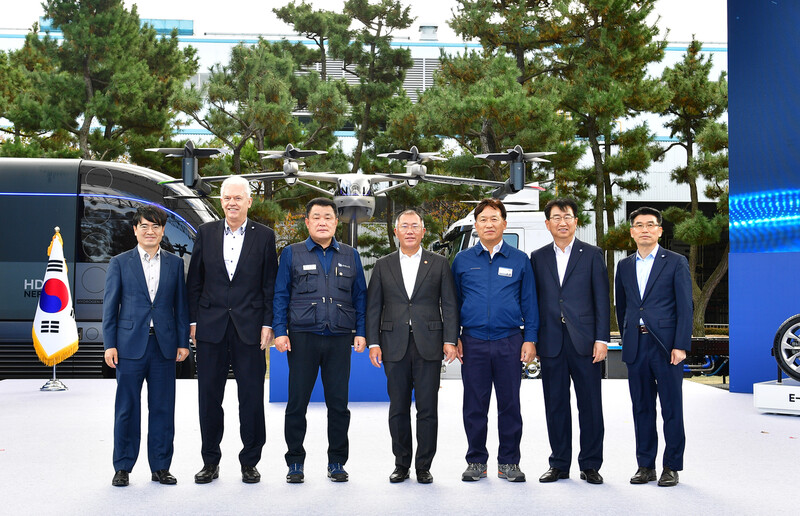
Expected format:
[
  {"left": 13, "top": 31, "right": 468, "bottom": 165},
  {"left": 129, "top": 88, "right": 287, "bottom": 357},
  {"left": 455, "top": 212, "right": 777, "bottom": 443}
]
[{"left": 39, "top": 278, "right": 69, "bottom": 313}]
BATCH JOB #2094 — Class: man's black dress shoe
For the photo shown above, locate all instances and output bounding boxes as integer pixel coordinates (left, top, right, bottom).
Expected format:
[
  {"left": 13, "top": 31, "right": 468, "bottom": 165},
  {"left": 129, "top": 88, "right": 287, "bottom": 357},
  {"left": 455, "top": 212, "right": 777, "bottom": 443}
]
[
  {"left": 112, "top": 470, "right": 129, "bottom": 487},
  {"left": 658, "top": 467, "right": 679, "bottom": 487},
  {"left": 389, "top": 466, "right": 409, "bottom": 483},
  {"left": 416, "top": 469, "right": 433, "bottom": 484},
  {"left": 580, "top": 469, "right": 603, "bottom": 484},
  {"left": 539, "top": 467, "right": 569, "bottom": 483},
  {"left": 194, "top": 464, "right": 219, "bottom": 484},
  {"left": 242, "top": 465, "right": 261, "bottom": 484},
  {"left": 151, "top": 470, "right": 177, "bottom": 485},
  {"left": 630, "top": 466, "right": 657, "bottom": 484}
]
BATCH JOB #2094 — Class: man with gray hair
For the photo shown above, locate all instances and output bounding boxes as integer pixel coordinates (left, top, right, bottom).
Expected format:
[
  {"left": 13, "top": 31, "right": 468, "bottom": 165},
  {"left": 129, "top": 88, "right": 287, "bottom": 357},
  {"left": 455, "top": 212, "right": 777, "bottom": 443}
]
[
  {"left": 187, "top": 175, "right": 278, "bottom": 484},
  {"left": 366, "top": 209, "right": 459, "bottom": 484}
]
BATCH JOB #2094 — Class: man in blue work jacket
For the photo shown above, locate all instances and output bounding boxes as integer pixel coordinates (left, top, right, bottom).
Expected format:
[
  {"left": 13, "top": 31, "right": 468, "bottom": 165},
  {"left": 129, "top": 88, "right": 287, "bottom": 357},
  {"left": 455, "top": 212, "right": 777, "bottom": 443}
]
[
  {"left": 451, "top": 198, "right": 539, "bottom": 483},
  {"left": 273, "top": 197, "right": 367, "bottom": 484}
]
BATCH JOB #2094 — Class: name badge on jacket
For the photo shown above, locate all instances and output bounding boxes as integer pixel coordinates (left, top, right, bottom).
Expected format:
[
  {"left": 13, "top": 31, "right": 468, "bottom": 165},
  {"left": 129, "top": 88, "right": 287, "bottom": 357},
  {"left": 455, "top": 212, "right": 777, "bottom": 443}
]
[
  {"left": 303, "top": 264, "right": 317, "bottom": 271},
  {"left": 498, "top": 267, "right": 513, "bottom": 277}
]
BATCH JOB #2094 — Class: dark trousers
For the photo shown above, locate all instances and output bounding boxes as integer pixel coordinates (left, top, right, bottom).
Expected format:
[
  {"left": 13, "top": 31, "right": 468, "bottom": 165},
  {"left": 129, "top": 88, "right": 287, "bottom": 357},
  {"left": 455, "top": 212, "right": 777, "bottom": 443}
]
[
  {"left": 540, "top": 325, "right": 604, "bottom": 471},
  {"left": 627, "top": 331, "right": 686, "bottom": 470},
  {"left": 196, "top": 318, "right": 266, "bottom": 467},
  {"left": 383, "top": 332, "right": 441, "bottom": 470},
  {"left": 284, "top": 331, "right": 352, "bottom": 465},
  {"left": 460, "top": 332, "right": 523, "bottom": 465},
  {"left": 113, "top": 334, "right": 175, "bottom": 472}
]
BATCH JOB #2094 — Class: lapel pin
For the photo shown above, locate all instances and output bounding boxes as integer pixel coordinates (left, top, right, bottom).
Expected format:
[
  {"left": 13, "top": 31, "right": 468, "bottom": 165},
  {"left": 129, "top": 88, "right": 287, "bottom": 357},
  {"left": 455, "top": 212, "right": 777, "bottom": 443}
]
[{"left": 424, "top": 260, "right": 428, "bottom": 264}]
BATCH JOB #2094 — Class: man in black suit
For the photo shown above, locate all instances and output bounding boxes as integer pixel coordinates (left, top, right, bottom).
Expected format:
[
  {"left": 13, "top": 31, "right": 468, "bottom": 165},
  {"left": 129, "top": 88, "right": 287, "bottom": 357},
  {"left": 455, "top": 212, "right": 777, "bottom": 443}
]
[
  {"left": 366, "top": 209, "right": 459, "bottom": 485},
  {"left": 615, "top": 206, "right": 692, "bottom": 487},
  {"left": 187, "top": 175, "right": 278, "bottom": 484},
  {"left": 103, "top": 206, "right": 190, "bottom": 487},
  {"left": 530, "top": 198, "right": 609, "bottom": 485}
]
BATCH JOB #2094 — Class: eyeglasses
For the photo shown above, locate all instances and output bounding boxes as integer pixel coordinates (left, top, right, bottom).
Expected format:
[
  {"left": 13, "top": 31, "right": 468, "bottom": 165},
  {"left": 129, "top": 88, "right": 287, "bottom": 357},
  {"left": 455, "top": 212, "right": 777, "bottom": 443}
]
[
  {"left": 632, "top": 222, "right": 660, "bottom": 230},
  {"left": 549, "top": 215, "right": 575, "bottom": 223},
  {"left": 398, "top": 224, "right": 422, "bottom": 232},
  {"left": 137, "top": 224, "right": 161, "bottom": 232},
  {"left": 222, "top": 195, "right": 246, "bottom": 203}
]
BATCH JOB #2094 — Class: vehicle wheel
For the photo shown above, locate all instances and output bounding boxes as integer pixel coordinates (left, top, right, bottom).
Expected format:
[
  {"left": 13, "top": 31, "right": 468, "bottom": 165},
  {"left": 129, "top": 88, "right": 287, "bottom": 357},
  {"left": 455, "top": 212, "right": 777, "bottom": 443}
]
[
  {"left": 773, "top": 314, "right": 800, "bottom": 381},
  {"left": 522, "top": 357, "right": 541, "bottom": 379}
]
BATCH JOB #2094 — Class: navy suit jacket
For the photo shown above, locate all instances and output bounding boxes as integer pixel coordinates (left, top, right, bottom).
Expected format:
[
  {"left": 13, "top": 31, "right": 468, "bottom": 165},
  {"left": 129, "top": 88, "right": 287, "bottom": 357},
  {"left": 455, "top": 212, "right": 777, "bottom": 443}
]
[
  {"left": 615, "top": 246, "right": 693, "bottom": 364},
  {"left": 366, "top": 250, "right": 459, "bottom": 362},
  {"left": 530, "top": 239, "right": 610, "bottom": 358},
  {"left": 187, "top": 219, "right": 278, "bottom": 344},
  {"left": 103, "top": 248, "right": 189, "bottom": 360}
]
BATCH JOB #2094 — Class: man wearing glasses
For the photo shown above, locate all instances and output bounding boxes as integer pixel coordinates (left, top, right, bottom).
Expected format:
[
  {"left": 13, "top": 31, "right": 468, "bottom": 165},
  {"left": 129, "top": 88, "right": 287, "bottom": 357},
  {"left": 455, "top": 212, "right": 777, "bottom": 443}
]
[
  {"left": 366, "top": 209, "right": 459, "bottom": 484},
  {"left": 451, "top": 198, "right": 538, "bottom": 483},
  {"left": 530, "top": 198, "right": 610, "bottom": 485},
  {"left": 103, "top": 206, "right": 189, "bottom": 487},
  {"left": 615, "top": 206, "right": 692, "bottom": 487}
]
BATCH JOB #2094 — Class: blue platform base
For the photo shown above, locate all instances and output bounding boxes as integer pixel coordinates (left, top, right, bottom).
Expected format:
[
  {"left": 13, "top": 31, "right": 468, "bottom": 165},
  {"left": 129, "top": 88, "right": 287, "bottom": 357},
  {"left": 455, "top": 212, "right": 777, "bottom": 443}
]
[{"left": 269, "top": 346, "right": 390, "bottom": 402}]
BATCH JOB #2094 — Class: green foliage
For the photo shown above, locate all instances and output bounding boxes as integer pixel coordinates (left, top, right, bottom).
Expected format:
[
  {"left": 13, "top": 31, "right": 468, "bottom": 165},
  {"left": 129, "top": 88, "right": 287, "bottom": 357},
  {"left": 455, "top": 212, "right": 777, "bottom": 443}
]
[
  {"left": 31, "top": 0, "right": 199, "bottom": 159},
  {"left": 329, "top": 0, "right": 415, "bottom": 173}
]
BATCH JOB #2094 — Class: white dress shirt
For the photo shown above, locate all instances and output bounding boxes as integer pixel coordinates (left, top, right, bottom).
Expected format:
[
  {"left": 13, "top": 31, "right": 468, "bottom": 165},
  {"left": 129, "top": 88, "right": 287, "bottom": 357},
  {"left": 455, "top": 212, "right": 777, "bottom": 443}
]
[
  {"left": 223, "top": 219, "right": 247, "bottom": 281},
  {"left": 553, "top": 237, "right": 575, "bottom": 286},
  {"left": 635, "top": 244, "right": 660, "bottom": 324},
  {"left": 137, "top": 245, "right": 160, "bottom": 327},
  {"left": 398, "top": 246, "right": 422, "bottom": 299}
]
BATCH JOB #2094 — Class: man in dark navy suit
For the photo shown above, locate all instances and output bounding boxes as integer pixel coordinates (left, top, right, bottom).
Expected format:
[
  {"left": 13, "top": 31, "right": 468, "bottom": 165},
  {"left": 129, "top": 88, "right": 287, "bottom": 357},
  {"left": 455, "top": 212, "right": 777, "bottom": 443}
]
[
  {"left": 187, "top": 175, "right": 278, "bottom": 484},
  {"left": 615, "top": 206, "right": 692, "bottom": 487},
  {"left": 103, "top": 205, "right": 190, "bottom": 487},
  {"left": 530, "top": 198, "right": 609, "bottom": 485}
]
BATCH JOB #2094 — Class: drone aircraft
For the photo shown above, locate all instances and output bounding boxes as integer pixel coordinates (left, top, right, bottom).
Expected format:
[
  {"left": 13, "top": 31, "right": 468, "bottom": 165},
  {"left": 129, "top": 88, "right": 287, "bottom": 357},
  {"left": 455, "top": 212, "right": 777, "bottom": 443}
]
[{"left": 152, "top": 141, "right": 555, "bottom": 244}]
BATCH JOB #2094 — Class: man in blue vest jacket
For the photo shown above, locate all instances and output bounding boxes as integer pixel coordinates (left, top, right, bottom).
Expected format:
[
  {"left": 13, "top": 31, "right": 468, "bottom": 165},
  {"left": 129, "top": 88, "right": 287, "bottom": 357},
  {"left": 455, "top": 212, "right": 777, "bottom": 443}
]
[
  {"left": 273, "top": 197, "right": 367, "bottom": 484},
  {"left": 451, "top": 198, "right": 538, "bottom": 483}
]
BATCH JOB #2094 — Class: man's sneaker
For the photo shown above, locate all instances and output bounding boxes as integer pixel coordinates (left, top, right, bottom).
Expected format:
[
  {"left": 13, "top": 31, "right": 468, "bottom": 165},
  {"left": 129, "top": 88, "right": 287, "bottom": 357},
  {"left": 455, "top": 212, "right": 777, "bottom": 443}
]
[
  {"left": 327, "top": 463, "right": 349, "bottom": 482},
  {"left": 286, "top": 464, "right": 304, "bottom": 484},
  {"left": 498, "top": 463, "right": 527, "bottom": 482},
  {"left": 462, "top": 462, "right": 488, "bottom": 482}
]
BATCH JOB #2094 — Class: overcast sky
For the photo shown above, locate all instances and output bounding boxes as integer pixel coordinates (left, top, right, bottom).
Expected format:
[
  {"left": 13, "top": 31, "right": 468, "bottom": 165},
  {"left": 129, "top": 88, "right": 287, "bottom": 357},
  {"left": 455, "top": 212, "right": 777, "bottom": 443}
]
[{"left": 3, "top": 0, "right": 727, "bottom": 44}]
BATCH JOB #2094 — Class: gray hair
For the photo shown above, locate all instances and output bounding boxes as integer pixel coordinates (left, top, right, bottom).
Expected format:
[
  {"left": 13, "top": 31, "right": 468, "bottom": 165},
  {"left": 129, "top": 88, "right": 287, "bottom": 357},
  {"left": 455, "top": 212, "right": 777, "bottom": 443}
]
[
  {"left": 220, "top": 175, "right": 252, "bottom": 198},
  {"left": 394, "top": 209, "right": 425, "bottom": 228}
]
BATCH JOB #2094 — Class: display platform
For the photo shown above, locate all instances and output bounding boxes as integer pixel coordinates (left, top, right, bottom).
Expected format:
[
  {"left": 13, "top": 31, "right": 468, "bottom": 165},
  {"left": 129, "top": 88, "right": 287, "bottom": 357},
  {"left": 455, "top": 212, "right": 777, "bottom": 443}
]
[
  {"left": 269, "top": 346, "right": 390, "bottom": 402},
  {"left": 753, "top": 378, "right": 800, "bottom": 415}
]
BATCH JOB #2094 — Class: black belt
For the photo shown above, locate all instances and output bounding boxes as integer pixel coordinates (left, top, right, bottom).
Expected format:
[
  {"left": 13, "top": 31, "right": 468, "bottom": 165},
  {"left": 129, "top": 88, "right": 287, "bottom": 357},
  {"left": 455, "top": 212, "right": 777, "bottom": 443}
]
[
  {"left": 149, "top": 327, "right": 156, "bottom": 335},
  {"left": 638, "top": 325, "right": 649, "bottom": 334}
]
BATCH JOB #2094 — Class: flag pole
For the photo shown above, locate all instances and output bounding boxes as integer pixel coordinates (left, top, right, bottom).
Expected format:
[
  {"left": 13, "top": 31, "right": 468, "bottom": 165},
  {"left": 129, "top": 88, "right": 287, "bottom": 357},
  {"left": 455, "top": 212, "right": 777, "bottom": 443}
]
[{"left": 40, "top": 363, "right": 68, "bottom": 391}]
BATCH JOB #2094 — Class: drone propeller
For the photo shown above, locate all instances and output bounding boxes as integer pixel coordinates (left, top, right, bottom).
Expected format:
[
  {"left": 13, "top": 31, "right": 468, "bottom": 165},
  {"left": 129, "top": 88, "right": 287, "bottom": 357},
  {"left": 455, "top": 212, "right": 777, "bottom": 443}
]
[
  {"left": 378, "top": 145, "right": 446, "bottom": 163},
  {"left": 147, "top": 140, "right": 228, "bottom": 196},
  {"left": 146, "top": 140, "right": 227, "bottom": 159},
  {"left": 259, "top": 143, "right": 327, "bottom": 161},
  {"left": 475, "top": 144, "right": 556, "bottom": 163}
]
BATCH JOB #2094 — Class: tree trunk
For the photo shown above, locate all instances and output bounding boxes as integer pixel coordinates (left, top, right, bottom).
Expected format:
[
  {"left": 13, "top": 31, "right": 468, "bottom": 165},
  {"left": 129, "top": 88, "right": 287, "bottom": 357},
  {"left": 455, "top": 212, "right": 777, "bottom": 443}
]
[
  {"left": 693, "top": 242, "right": 729, "bottom": 336},
  {"left": 350, "top": 102, "right": 371, "bottom": 174},
  {"left": 80, "top": 57, "right": 94, "bottom": 159}
]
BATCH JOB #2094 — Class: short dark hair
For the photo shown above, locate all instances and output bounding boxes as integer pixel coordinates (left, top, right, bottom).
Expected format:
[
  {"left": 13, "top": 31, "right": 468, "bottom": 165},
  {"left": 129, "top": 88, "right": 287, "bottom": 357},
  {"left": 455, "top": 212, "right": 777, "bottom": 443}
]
[
  {"left": 544, "top": 198, "right": 579, "bottom": 219},
  {"left": 305, "top": 197, "right": 338, "bottom": 218},
  {"left": 629, "top": 206, "right": 662, "bottom": 225},
  {"left": 132, "top": 205, "right": 168, "bottom": 227},
  {"left": 474, "top": 198, "right": 507, "bottom": 220},
  {"left": 394, "top": 209, "right": 424, "bottom": 228}
]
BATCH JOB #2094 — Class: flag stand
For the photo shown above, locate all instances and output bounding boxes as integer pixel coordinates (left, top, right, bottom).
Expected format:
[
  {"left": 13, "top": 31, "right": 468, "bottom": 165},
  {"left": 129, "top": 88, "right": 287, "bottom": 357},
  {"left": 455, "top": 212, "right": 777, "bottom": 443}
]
[{"left": 40, "top": 364, "right": 68, "bottom": 391}]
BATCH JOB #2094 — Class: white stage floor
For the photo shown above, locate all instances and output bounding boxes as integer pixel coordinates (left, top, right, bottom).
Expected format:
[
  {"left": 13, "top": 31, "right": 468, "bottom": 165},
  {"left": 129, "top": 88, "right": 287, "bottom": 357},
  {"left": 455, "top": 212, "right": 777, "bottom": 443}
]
[{"left": 0, "top": 378, "right": 795, "bottom": 515}]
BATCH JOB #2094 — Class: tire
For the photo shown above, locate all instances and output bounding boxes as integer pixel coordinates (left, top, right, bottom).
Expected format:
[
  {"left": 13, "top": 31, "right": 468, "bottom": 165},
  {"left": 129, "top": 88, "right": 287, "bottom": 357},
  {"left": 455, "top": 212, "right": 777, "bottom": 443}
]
[
  {"left": 773, "top": 314, "right": 800, "bottom": 381},
  {"left": 522, "top": 357, "right": 541, "bottom": 379}
]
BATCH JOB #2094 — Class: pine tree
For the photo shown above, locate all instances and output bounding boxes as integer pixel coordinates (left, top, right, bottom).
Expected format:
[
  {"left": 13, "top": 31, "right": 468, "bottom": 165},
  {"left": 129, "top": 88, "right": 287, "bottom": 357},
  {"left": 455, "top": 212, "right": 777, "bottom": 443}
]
[{"left": 660, "top": 39, "right": 728, "bottom": 335}]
